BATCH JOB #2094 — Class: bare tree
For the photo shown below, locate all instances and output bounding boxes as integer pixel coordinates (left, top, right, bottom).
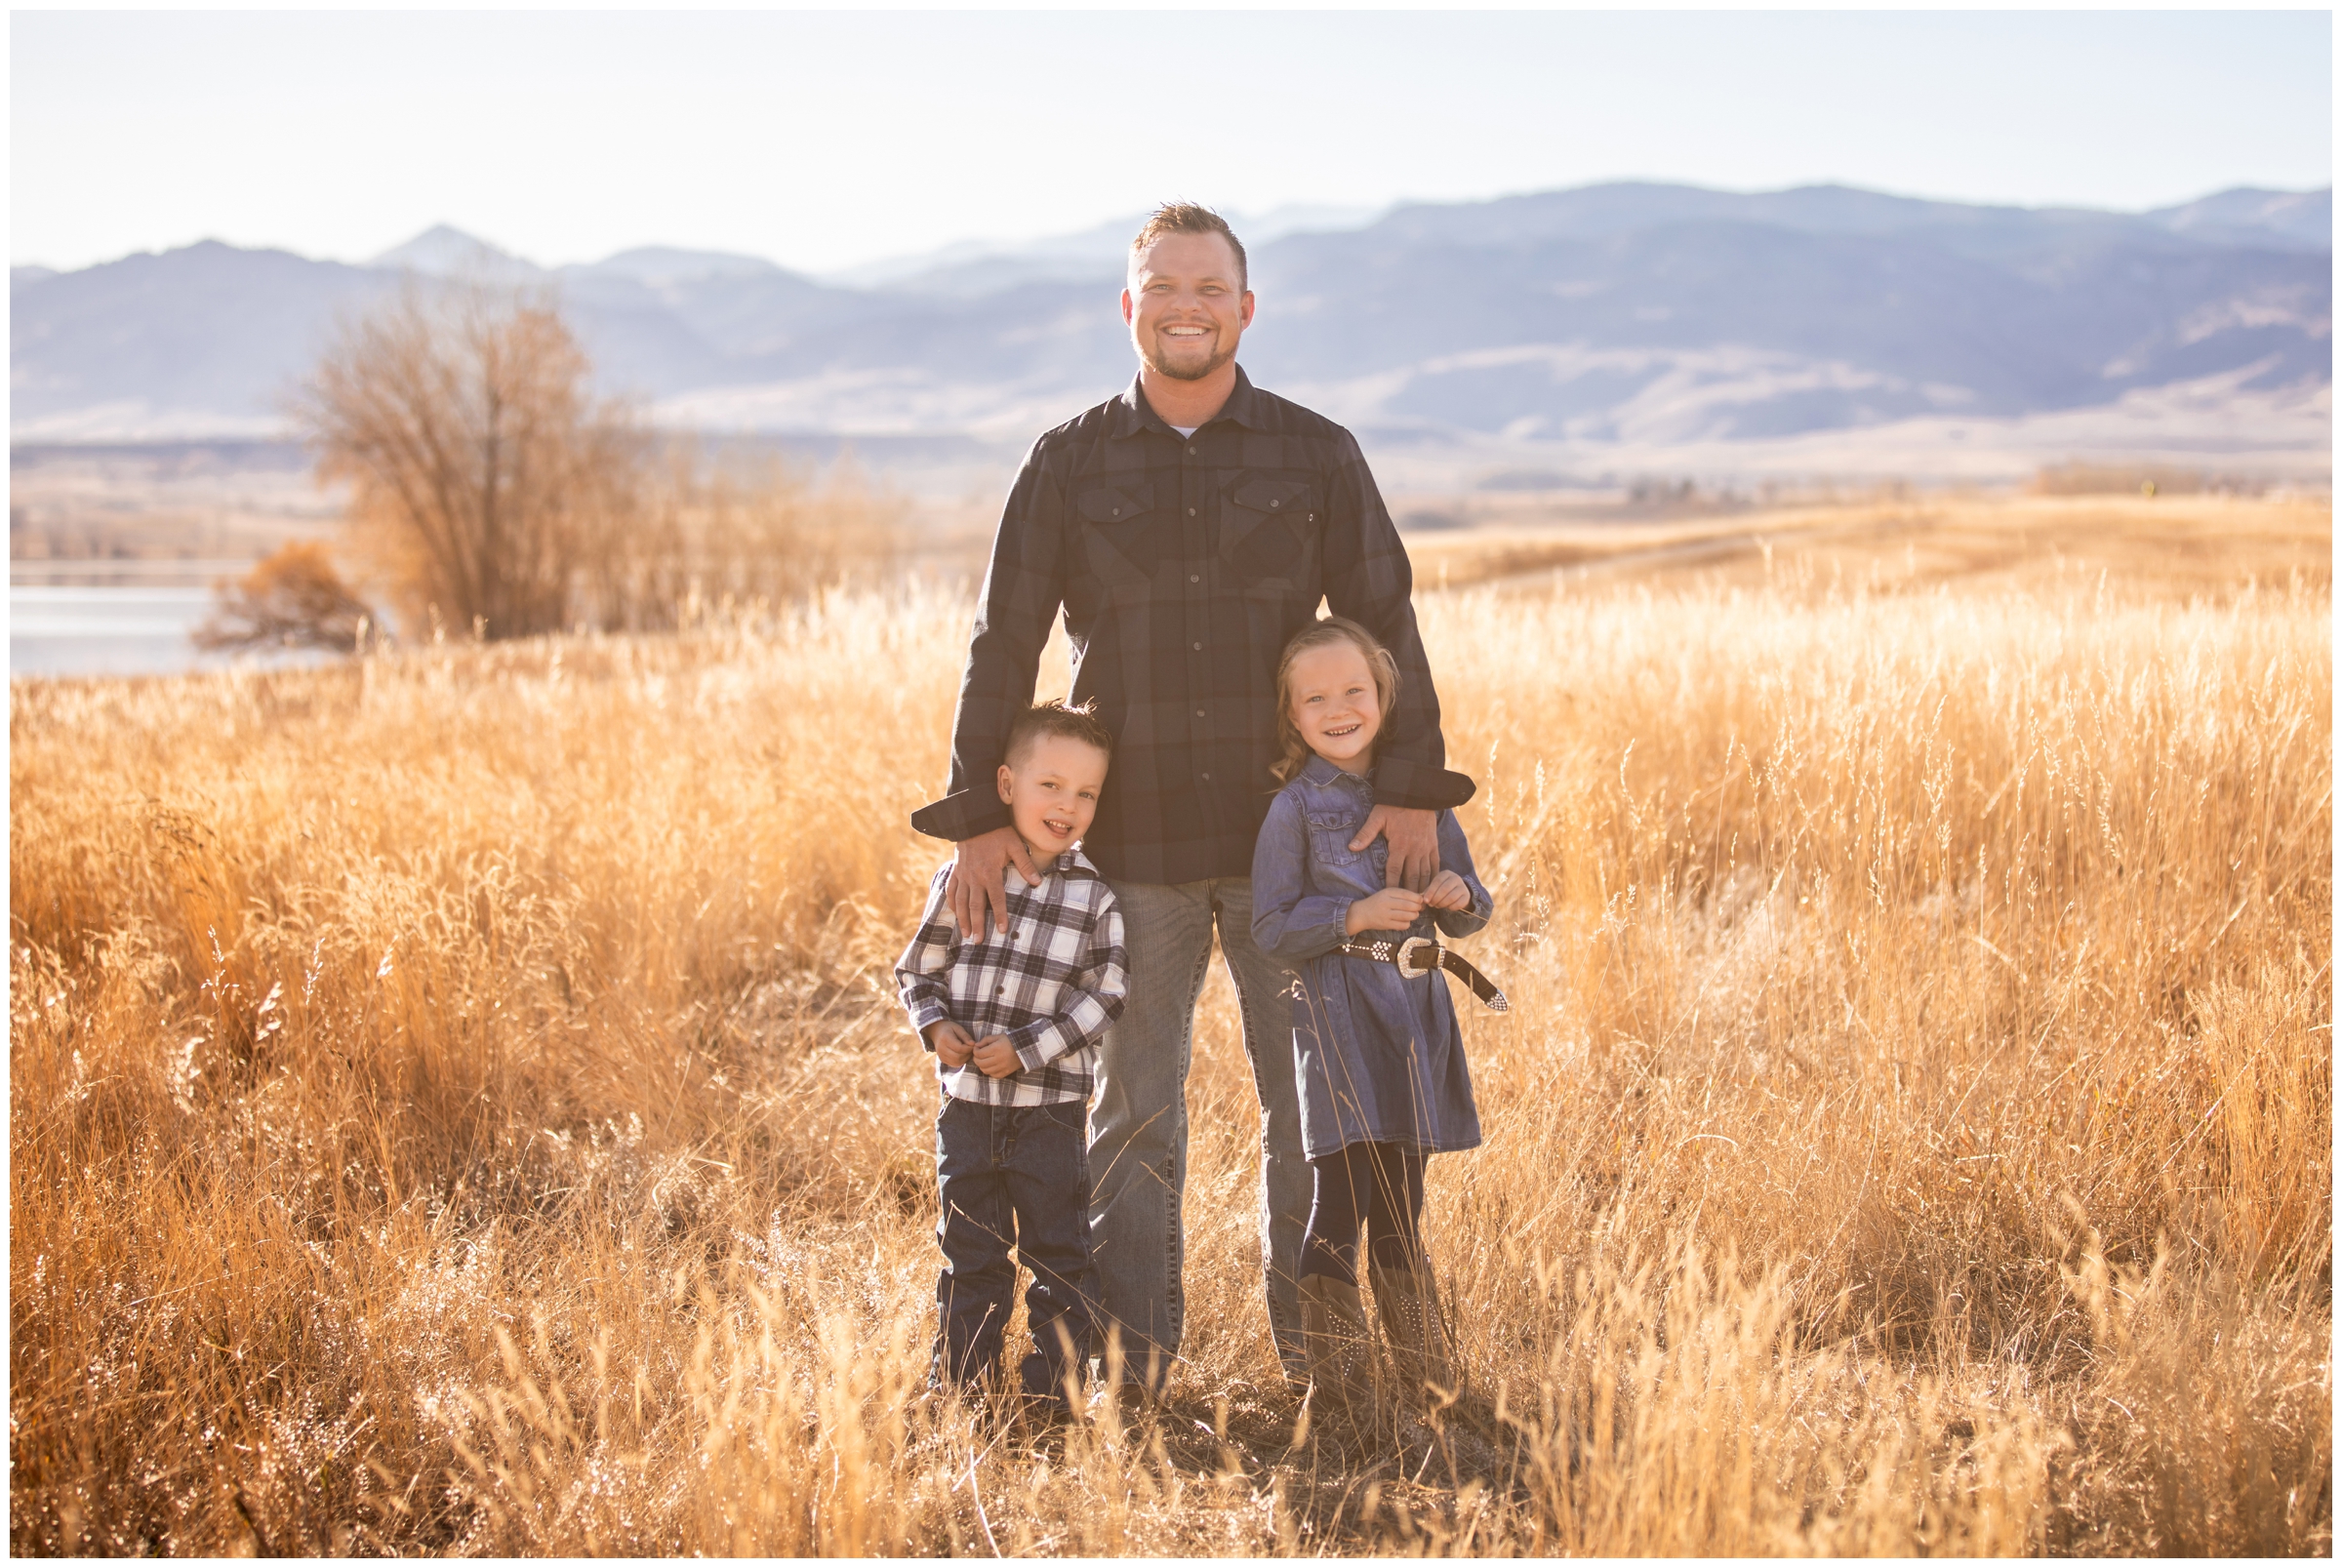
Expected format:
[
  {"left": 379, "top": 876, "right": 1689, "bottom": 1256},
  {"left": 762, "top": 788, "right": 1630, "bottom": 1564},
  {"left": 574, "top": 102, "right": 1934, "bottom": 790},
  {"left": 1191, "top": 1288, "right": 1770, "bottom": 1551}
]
[
  {"left": 296, "top": 281, "right": 903, "bottom": 643},
  {"left": 296, "top": 281, "right": 639, "bottom": 641}
]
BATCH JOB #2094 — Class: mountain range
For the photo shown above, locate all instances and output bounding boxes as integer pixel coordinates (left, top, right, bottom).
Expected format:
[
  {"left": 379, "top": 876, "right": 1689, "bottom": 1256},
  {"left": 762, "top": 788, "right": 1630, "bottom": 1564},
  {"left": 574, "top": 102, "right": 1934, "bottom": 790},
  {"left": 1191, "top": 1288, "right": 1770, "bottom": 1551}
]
[{"left": 10, "top": 181, "right": 2330, "bottom": 484}]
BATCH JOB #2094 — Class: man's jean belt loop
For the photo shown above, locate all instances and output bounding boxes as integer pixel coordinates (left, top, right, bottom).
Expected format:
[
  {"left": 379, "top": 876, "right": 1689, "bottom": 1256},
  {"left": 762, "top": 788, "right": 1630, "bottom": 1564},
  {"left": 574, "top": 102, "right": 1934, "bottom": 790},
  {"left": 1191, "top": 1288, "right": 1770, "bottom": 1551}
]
[{"left": 1334, "top": 935, "right": 1510, "bottom": 1013}]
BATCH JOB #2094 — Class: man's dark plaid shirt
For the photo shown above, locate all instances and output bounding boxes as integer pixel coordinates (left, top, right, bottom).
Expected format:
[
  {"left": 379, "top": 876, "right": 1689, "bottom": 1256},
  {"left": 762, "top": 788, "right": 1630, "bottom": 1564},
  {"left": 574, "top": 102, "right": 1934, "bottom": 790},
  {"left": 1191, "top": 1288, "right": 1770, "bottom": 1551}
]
[{"left": 911, "top": 367, "right": 1474, "bottom": 884}]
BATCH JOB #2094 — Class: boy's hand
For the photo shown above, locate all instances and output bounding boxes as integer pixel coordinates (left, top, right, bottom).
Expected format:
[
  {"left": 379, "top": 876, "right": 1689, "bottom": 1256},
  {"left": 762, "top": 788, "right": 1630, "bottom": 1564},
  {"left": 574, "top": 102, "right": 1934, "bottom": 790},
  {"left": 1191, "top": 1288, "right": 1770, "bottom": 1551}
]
[
  {"left": 971, "top": 1035, "right": 1022, "bottom": 1079},
  {"left": 1346, "top": 886, "right": 1426, "bottom": 935},
  {"left": 1423, "top": 869, "right": 1474, "bottom": 911},
  {"left": 925, "top": 1020, "right": 977, "bottom": 1067}
]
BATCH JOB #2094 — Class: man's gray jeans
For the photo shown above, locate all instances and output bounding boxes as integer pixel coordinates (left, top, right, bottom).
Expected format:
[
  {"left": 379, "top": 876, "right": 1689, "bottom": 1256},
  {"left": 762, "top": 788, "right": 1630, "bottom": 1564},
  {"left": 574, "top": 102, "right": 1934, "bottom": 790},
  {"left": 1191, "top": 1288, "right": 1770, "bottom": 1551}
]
[{"left": 1090, "top": 876, "right": 1311, "bottom": 1391}]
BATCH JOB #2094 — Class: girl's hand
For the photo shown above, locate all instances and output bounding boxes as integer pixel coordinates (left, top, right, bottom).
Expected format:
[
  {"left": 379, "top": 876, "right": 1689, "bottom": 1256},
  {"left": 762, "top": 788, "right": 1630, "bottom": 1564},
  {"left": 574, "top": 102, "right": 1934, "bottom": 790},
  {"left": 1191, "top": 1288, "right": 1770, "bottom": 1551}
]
[
  {"left": 1423, "top": 870, "right": 1473, "bottom": 910},
  {"left": 1346, "top": 886, "right": 1425, "bottom": 935}
]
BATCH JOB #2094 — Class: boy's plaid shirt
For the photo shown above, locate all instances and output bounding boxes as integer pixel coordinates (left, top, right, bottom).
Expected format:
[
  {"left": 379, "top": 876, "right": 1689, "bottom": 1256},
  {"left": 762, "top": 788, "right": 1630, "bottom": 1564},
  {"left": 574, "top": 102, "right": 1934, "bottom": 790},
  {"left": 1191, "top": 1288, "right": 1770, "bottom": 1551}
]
[{"left": 894, "top": 847, "right": 1128, "bottom": 1106}]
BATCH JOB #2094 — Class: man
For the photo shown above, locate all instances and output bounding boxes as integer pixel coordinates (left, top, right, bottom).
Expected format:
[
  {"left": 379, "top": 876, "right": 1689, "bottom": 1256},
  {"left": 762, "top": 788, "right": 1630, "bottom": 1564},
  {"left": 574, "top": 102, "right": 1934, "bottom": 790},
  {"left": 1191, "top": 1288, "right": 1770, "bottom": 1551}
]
[{"left": 910, "top": 202, "right": 1472, "bottom": 1398}]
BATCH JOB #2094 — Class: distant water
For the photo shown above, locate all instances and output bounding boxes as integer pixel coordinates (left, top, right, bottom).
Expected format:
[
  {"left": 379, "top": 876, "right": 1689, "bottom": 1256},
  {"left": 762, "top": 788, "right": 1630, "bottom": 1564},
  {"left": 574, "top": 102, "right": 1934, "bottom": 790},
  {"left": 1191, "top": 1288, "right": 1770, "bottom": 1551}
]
[{"left": 11, "top": 571, "right": 334, "bottom": 678}]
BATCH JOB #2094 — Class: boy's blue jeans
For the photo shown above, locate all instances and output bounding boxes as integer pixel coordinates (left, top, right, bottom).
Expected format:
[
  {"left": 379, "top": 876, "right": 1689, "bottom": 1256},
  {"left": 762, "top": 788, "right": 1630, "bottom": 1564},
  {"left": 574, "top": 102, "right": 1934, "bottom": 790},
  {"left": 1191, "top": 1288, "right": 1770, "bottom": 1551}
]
[{"left": 934, "top": 1096, "right": 1100, "bottom": 1406}]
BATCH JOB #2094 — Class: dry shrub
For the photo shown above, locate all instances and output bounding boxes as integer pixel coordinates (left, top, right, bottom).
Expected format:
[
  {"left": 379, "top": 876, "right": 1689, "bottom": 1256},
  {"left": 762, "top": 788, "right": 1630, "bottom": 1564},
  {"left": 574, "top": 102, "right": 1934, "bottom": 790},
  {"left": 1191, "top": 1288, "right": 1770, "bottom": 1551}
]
[
  {"left": 578, "top": 442, "right": 906, "bottom": 633},
  {"left": 10, "top": 528, "right": 2330, "bottom": 1554},
  {"left": 193, "top": 540, "right": 377, "bottom": 654}
]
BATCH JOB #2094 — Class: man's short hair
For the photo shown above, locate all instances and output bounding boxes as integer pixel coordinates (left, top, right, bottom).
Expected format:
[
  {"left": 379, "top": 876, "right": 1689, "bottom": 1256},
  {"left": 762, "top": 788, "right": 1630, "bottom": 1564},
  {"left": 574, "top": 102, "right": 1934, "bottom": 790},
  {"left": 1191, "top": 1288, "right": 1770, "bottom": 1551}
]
[
  {"left": 1129, "top": 202, "right": 1248, "bottom": 293},
  {"left": 1004, "top": 699, "right": 1115, "bottom": 767}
]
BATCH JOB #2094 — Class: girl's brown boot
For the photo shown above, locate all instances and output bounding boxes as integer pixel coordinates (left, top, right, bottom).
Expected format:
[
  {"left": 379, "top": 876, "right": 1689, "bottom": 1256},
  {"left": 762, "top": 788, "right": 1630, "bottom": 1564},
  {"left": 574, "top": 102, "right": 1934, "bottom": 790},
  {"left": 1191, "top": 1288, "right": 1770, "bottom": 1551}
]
[
  {"left": 1369, "top": 1256, "right": 1456, "bottom": 1410},
  {"left": 1296, "top": 1273, "right": 1384, "bottom": 1448}
]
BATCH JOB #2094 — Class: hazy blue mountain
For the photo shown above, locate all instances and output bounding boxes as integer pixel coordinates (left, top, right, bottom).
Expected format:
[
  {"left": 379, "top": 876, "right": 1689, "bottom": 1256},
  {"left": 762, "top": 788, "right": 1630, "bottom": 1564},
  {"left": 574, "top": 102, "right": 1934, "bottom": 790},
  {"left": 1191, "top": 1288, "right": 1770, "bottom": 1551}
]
[
  {"left": 827, "top": 201, "right": 1387, "bottom": 293},
  {"left": 11, "top": 242, "right": 398, "bottom": 434},
  {"left": 568, "top": 247, "right": 789, "bottom": 285},
  {"left": 369, "top": 223, "right": 545, "bottom": 279},
  {"left": 11, "top": 182, "right": 2328, "bottom": 458},
  {"left": 2147, "top": 187, "right": 2331, "bottom": 252}
]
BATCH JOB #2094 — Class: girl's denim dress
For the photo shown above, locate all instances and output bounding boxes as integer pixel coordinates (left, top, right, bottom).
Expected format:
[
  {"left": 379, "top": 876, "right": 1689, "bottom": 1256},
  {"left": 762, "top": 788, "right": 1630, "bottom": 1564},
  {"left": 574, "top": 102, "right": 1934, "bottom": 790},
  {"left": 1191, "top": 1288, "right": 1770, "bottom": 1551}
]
[{"left": 1249, "top": 753, "right": 1492, "bottom": 1160}]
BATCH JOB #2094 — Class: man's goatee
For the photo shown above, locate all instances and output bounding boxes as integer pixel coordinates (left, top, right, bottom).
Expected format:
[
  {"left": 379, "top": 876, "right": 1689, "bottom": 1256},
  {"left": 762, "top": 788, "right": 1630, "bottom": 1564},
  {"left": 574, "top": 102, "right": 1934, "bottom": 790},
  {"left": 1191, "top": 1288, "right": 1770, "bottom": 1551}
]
[{"left": 1141, "top": 342, "right": 1235, "bottom": 382}]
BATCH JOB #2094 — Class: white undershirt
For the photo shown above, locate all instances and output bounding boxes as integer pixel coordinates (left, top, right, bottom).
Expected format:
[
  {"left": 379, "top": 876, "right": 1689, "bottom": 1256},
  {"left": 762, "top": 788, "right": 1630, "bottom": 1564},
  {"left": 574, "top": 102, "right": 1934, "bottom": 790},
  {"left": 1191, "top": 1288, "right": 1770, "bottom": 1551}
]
[{"left": 1169, "top": 424, "right": 1198, "bottom": 438}]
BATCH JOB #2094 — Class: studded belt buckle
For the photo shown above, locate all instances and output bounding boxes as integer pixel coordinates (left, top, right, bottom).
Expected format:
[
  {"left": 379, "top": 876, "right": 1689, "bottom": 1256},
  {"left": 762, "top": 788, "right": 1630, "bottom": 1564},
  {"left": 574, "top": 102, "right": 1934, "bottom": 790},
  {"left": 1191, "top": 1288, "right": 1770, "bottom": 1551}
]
[{"left": 1395, "top": 936, "right": 1438, "bottom": 976}]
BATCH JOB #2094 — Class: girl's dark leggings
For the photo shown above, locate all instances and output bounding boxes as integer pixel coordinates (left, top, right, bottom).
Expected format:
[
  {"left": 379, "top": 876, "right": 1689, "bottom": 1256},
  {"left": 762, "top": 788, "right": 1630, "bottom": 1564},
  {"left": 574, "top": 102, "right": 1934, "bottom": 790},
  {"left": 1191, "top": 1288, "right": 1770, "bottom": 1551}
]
[{"left": 1298, "top": 1141, "right": 1426, "bottom": 1287}]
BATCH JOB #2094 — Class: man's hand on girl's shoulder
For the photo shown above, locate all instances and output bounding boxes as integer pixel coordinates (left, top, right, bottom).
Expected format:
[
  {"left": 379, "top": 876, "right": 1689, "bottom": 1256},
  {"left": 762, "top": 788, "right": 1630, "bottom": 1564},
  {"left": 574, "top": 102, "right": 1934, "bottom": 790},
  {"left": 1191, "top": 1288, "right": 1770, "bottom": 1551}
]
[{"left": 1348, "top": 804, "right": 1442, "bottom": 891}]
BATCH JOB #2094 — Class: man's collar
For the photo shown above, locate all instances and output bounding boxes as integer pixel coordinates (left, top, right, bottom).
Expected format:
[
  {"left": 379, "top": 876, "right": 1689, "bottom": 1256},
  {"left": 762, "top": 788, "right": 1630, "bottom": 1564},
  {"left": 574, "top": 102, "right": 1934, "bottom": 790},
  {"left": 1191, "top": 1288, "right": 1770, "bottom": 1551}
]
[{"left": 1110, "top": 365, "right": 1267, "bottom": 439}]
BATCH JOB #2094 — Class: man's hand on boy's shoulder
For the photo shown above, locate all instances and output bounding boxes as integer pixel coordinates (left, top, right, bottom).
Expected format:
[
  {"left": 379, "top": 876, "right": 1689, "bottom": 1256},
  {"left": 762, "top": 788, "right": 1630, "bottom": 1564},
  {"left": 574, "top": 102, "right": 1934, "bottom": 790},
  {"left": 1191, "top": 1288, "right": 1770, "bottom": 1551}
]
[
  {"left": 970, "top": 1035, "right": 1022, "bottom": 1078},
  {"left": 948, "top": 825, "right": 1041, "bottom": 936},
  {"left": 925, "top": 1020, "right": 977, "bottom": 1067}
]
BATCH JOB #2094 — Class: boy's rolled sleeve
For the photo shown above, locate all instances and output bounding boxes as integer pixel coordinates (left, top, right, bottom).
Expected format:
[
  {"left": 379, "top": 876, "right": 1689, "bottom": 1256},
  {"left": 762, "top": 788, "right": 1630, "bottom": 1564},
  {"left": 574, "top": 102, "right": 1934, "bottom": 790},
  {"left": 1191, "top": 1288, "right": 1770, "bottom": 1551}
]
[
  {"left": 894, "top": 868, "right": 961, "bottom": 1046},
  {"left": 1250, "top": 792, "right": 1354, "bottom": 962},
  {"left": 1008, "top": 904, "right": 1128, "bottom": 1070}
]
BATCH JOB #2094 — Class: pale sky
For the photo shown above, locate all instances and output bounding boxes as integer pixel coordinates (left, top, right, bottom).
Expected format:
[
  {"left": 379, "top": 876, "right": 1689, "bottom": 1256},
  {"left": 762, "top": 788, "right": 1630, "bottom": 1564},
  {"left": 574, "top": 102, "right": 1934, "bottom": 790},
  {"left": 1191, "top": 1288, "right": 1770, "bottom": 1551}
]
[{"left": 11, "top": 9, "right": 2333, "bottom": 276}]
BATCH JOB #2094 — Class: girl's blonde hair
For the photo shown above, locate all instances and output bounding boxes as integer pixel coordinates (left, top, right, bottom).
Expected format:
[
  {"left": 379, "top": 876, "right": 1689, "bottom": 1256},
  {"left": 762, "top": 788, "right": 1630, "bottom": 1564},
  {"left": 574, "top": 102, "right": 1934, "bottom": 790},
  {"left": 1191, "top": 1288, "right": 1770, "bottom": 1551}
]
[{"left": 1271, "top": 616, "right": 1401, "bottom": 784}]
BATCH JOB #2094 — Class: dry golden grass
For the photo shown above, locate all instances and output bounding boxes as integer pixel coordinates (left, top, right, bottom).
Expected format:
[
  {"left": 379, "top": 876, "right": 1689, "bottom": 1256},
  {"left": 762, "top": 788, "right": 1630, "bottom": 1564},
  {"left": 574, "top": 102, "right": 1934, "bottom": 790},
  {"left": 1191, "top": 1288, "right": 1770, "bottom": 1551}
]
[
  {"left": 11, "top": 498, "right": 2331, "bottom": 1554},
  {"left": 1407, "top": 493, "right": 2333, "bottom": 601}
]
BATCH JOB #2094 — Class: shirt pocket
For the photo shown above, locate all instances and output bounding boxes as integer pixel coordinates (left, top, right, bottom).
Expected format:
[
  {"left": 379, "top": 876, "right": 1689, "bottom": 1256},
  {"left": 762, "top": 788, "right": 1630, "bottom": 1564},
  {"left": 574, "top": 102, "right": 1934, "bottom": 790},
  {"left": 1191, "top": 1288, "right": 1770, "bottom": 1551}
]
[
  {"left": 1076, "top": 481, "right": 1158, "bottom": 600},
  {"left": 1306, "top": 809, "right": 1365, "bottom": 872},
  {"left": 1218, "top": 474, "right": 1319, "bottom": 595}
]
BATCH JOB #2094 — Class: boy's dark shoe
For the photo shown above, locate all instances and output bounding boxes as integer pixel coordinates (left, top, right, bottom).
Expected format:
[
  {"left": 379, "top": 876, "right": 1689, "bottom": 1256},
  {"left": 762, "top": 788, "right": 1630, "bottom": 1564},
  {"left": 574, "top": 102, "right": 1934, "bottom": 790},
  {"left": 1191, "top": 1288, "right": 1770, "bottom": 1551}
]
[{"left": 1017, "top": 1349, "right": 1087, "bottom": 1426}]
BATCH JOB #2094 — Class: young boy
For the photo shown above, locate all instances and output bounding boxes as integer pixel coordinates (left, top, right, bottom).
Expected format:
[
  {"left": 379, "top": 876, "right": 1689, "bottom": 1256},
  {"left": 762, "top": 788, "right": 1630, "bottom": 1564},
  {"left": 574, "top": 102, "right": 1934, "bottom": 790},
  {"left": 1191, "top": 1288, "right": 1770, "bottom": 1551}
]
[{"left": 895, "top": 700, "right": 1127, "bottom": 1417}]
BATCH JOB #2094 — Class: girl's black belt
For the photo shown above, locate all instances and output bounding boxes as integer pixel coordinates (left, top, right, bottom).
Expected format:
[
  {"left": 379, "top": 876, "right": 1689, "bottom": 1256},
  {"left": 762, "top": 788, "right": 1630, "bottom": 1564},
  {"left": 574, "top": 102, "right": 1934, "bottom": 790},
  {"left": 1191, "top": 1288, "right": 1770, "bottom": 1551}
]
[{"left": 1335, "top": 935, "right": 1509, "bottom": 1013}]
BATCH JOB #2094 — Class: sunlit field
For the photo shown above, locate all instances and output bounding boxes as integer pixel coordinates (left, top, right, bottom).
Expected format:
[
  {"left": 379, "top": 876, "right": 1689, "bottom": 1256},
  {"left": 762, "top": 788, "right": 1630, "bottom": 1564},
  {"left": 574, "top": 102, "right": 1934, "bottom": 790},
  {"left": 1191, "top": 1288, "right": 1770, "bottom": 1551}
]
[{"left": 11, "top": 497, "right": 2330, "bottom": 1554}]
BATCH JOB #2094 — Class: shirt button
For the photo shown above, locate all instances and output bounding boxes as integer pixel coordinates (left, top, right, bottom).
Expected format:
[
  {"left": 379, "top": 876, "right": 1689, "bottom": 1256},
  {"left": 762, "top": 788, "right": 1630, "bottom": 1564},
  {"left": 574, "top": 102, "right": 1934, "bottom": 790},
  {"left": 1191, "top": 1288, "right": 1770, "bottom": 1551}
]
[
  {"left": 1191, "top": 641, "right": 1202, "bottom": 651},
  {"left": 1201, "top": 771, "right": 1212, "bottom": 783},
  {"left": 1187, "top": 507, "right": 1196, "bottom": 517},
  {"left": 1189, "top": 574, "right": 1200, "bottom": 583},
  {"left": 1188, "top": 445, "right": 1197, "bottom": 456},
  {"left": 1194, "top": 708, "right": 1205, "bottom": 718}
]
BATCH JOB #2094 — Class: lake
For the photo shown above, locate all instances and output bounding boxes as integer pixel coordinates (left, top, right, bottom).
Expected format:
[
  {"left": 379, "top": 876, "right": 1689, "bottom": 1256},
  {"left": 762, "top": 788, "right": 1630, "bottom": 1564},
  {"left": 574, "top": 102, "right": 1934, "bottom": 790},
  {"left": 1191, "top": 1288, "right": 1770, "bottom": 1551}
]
[{"left": 11, "top": 566, "right": 332, "bottom": 678}]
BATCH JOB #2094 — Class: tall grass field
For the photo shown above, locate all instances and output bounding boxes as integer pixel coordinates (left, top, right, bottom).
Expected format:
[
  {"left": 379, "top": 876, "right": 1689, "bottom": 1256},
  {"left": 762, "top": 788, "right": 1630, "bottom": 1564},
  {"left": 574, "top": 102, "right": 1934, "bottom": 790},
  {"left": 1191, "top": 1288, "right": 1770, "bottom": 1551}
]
[{"left": 11, "top": 498, "right": 2330, "bottom": 1554}]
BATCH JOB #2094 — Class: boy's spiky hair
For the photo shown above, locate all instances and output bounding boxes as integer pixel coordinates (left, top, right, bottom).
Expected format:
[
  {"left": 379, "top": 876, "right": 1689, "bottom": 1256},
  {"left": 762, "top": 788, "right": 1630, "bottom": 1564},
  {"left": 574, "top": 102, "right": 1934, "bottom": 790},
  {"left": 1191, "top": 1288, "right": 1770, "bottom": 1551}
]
[{"left": 1004, "top": 699, "right": 1114, "bottom": 767}]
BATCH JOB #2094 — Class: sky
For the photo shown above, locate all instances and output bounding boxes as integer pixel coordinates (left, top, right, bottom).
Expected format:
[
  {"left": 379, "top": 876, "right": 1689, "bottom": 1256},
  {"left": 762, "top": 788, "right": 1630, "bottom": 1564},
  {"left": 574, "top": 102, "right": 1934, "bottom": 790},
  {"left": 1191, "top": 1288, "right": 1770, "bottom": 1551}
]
[{"left": 11, "top": 9, "right": 2333, "bottom": 276}]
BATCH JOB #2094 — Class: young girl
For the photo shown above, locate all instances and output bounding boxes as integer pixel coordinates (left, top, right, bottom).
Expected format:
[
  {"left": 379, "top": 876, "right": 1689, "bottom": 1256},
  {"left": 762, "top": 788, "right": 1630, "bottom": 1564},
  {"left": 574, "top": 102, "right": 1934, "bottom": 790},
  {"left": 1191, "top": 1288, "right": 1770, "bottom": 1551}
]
[{"left": 1249, "top": 616, "right": 1503, "bottom": 1434}]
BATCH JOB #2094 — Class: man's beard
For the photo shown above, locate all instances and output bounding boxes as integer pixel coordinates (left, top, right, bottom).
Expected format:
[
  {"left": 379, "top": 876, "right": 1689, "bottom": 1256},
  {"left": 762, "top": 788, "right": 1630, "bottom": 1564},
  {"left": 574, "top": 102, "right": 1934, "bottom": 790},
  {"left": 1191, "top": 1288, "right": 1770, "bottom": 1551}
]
[{"left": 1138, "top": 329, "right": 1235, "bottom": 382}]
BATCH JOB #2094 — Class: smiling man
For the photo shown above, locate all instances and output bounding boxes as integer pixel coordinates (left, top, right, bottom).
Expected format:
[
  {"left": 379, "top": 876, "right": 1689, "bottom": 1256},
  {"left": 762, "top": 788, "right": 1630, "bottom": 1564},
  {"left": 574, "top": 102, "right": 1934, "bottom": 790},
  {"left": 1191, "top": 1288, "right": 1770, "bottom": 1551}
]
[{"left": 910, "top": 202, "right": 1474, "bottom": 1400}]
